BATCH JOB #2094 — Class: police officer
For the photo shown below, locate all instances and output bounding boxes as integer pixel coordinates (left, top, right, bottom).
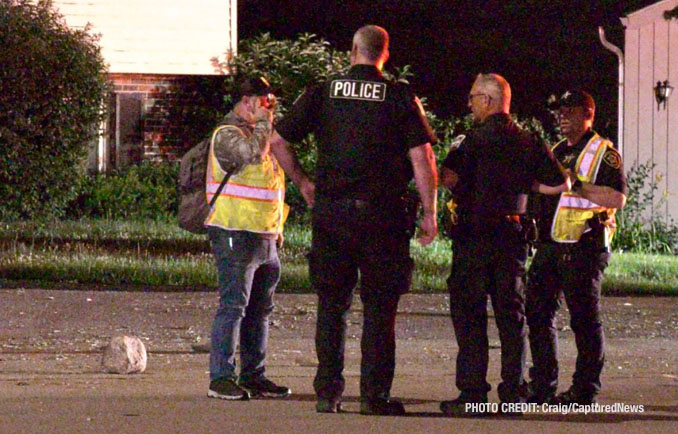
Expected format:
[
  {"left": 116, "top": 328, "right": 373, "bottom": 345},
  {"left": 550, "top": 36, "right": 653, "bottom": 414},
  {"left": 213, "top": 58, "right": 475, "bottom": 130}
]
[
  {"left": 526, "top": 90, "right": 627, "bottom": 405},
  {"left": 440, "top": 73, "right": 568, "bottom": 417},
  {"left": 270, "top": 25, "right": 438, "bottom": 416}
]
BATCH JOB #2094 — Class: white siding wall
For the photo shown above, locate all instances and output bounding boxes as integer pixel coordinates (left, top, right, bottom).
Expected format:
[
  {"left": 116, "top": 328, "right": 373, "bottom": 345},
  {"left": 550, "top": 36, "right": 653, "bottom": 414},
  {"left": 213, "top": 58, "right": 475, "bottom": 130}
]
[
  {"left": 51, "top": 0, "right": 236, "bottom": 75},
  {"left": 624, "top": 29, "right": 640, "bottom": 165},
  {"left": 668, "top": 20, "right": 678, "bottom": 219},
  {"left": 623, "top": 0, "right": 678, "bottom": 219}
]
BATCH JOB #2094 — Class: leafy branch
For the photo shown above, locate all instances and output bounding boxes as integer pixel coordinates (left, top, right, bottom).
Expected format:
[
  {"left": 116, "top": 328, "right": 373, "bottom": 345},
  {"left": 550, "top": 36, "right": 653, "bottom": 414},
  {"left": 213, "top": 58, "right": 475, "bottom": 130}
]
[{"left": 663, "top": 6, "right": 678, "bottom": 21}]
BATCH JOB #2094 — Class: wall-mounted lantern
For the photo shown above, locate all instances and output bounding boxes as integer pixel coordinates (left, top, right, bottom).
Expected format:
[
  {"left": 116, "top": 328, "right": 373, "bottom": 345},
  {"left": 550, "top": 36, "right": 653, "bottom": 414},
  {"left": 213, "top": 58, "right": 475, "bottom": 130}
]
[{"left": 654, "top": 80, "right": 673, "bottom": 110}]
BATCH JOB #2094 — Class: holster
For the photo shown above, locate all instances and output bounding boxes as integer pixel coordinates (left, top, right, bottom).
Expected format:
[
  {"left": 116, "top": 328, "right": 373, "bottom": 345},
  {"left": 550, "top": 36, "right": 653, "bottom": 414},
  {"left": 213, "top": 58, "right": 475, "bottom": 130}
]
[
  {"left": 402, "top": 191, "right": 420, "bottom": 238},
  {"left": 587, "top": 213, "right": 611, "bottom": 252},
  {"left": 520, "top": 216, "right": 538, "bottom": 243}
]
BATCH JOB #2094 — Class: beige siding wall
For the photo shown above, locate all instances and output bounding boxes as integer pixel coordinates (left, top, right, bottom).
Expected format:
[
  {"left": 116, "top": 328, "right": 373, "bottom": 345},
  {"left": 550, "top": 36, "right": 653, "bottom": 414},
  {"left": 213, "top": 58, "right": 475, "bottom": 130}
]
[
  {"left": 623, "top": 0, "right": 678, "bottom": 219},
  {"left": 624, "top": 29, "right": 640, "bottom": 165},
  {"left": 668, "top": 21, "right": 678, "bottom": 219},
  {"left": 51, "top": 0, "right": 236, "bottom": 75}
]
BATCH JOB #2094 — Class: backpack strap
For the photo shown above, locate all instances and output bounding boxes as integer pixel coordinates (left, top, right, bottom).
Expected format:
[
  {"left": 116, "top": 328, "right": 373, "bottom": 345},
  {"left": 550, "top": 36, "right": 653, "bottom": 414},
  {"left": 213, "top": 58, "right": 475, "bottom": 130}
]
[
  {"left": 209, "top": 171, "right": 232, "bottom": 209},
  {"left": 206, "top": 124, "right": 244, "bottom": 210}
]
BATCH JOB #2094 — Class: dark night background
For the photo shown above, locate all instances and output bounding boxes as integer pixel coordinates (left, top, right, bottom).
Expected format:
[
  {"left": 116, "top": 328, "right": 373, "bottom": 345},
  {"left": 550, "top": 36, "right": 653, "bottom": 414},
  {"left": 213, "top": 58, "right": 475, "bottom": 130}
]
[{"left": 239, "top": 0, "right": 660, "bottom": 142}]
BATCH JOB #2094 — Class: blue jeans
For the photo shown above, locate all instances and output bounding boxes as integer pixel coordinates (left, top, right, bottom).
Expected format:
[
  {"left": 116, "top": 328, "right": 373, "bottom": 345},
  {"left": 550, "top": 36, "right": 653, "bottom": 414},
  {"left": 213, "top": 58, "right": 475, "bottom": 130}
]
[{"left": 207, "top": 228, "right": 280, "bottom": 382}]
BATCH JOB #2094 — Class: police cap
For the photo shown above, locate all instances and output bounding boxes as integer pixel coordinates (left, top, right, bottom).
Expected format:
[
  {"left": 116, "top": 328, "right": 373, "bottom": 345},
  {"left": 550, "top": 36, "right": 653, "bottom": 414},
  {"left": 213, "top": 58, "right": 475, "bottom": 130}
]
[{"left": 550, "top": 90, "right": 595, "bottom": 111}]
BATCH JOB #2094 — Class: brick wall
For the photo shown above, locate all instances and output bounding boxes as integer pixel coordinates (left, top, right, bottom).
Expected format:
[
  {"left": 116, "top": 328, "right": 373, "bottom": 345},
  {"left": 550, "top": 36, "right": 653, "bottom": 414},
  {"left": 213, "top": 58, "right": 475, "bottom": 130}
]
[
  {"left": 109, "top": 73, "right": 180, "bottom": 164},
  {"left": 102, "top": 73, "right": 227, "bottom": 170}
]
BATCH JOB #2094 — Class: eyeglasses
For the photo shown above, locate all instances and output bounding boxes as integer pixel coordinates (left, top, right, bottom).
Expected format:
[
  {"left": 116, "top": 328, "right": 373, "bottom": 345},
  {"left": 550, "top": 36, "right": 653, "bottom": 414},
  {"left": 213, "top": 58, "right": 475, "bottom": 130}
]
[{"left": 468, "top": 93, "right": 489, "bottom": 103}]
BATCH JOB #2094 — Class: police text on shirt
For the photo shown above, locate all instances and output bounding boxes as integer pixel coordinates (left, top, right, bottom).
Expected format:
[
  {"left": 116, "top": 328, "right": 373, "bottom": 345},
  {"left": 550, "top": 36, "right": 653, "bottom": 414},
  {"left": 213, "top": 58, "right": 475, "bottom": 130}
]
[{"left": 330, "top": 80, "right": 386, "bottom": 102}]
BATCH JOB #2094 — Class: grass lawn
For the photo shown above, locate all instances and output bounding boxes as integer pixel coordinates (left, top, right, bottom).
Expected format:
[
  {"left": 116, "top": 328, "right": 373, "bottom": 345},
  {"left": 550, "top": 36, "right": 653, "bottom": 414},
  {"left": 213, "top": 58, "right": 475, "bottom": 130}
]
[{"left": 1, "top": 219, "right": 677, "bottom": 295}]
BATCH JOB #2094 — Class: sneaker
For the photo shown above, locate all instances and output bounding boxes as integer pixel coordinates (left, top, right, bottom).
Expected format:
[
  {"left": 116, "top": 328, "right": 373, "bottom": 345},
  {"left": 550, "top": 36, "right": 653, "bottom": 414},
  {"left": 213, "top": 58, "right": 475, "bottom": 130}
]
[
  {"left": 207, "top": 378, "right": 250, "bottom": 400},
  {"left": 238, "top": 377, "right": 291, "bottom": 398},
  {"left": 359, "top": 397, "right": 405, "bottom": 416},
  {"left": 316, "top": 398, "right": 342, "bottom": 413},
  {"left": 552, "top": 388, "right": 597, "bottom": 405},
  {"left": 440, "top": 394, "right": 489, "bottom": 418}
]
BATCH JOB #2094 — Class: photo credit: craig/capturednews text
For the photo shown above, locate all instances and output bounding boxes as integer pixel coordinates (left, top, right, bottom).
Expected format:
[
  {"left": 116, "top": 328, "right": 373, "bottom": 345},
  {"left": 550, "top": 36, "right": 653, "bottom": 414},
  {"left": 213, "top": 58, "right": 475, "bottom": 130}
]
[{"left": 466, "top": 402, "right": 645, "bottom": 415}]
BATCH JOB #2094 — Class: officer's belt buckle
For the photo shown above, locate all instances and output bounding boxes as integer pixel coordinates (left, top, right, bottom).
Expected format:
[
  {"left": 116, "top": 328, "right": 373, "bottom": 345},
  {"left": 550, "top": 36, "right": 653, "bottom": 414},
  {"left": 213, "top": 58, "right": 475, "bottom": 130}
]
[{"left": 555, "top": 242, "right": 578, "bottom": 262}]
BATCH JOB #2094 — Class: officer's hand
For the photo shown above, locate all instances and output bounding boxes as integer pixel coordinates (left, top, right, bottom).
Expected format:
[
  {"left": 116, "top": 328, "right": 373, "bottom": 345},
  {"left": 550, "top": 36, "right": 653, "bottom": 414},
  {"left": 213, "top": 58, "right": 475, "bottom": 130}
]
[
  {"left": 277, "top": 233, "right": 284, "bottom": 249},
  {"left": 300, "top": 178, "right": 315, "bottom": 209},
  {"left": 565, "top": 169, "right": 578, "bottom": 184},
  {"left": 417, "top": 212, "right": 438, "bottom": 246}
]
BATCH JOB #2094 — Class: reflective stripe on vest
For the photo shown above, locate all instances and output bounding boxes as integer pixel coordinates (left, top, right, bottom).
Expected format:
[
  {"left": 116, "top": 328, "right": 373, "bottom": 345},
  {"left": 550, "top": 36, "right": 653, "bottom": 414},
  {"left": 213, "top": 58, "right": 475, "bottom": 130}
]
[
  {"left": 551, "top": 134, "right": 612, "bottom": 243},
  {"left": 204, "top": 125, "right": 287, "bottom": 235},
  {"left": 206, "top": 181, "right": 281, "bottom": 202}
]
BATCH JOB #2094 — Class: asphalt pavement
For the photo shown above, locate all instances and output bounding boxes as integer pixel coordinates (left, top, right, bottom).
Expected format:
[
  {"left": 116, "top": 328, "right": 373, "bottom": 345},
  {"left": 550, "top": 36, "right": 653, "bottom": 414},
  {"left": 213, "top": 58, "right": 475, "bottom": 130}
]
[{"left": 1, "top": 288, "right": 677, "bottom": 433}]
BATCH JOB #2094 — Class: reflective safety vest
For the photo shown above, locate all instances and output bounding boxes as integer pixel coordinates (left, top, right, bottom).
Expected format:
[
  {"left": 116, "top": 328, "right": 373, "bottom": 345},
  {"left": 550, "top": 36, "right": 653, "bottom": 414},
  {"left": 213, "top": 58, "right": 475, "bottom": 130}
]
[
  {"left": 204, "top": 125, "right": 288, "bottom": 235},
  {"left": 551, "top": 133, "right": 616, "bottom": 243}
]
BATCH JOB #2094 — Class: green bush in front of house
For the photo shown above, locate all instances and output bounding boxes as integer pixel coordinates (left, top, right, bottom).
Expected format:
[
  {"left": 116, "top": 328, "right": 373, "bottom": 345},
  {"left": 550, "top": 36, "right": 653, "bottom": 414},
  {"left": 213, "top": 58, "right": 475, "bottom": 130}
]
[
  {"left": 0, "top": 0, "right": 109, "bottom": 221},
  {"left": 67, "top": 161, "right": 179, "bottom": 221},
  {"left": 613, "top": 161, "right": 678, "bottom": 254}
]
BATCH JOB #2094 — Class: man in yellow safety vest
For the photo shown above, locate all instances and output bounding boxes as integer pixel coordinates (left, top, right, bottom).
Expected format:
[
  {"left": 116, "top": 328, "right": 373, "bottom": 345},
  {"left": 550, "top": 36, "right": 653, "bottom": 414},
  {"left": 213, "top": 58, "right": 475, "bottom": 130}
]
[{"left": 205, "top": 76, "right": 292, "bottom": 401}]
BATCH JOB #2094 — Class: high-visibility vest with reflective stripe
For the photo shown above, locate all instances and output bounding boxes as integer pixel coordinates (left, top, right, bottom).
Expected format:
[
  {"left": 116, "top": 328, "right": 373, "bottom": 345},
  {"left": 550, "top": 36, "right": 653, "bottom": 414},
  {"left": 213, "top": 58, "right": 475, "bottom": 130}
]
[
  {"left": 204, "top": 125, "right": 288, "bottom": 235},
  {"left": 551, "top": 133, "right": 616, "bottom": 243}
]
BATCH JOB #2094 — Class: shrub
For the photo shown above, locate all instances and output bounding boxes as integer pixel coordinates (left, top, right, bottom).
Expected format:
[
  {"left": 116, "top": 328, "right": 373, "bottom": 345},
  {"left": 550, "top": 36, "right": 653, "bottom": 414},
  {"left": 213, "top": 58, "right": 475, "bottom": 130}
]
[
  {"left": 0, "top": 0, "right": 109, "bottom": 221},
  {"left": 613, "top": 161, "right": 678, "bottom": 254},
  {"left": 213, "top": 33, "right": 351, "bottom": 113},
  {"left": 68, "top": 162, "right": 179, "bottom": 221}
]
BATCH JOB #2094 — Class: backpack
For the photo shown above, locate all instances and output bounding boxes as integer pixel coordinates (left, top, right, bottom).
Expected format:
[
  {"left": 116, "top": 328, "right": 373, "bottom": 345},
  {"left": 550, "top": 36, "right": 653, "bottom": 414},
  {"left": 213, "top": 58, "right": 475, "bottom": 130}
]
[{"left": 177, "top": 127, "right": 234, "bottom": 234}]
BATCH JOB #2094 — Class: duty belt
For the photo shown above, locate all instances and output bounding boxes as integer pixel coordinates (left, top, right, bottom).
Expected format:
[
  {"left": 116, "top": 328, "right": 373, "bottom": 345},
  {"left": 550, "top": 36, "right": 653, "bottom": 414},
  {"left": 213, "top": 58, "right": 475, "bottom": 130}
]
[
  {"left": 541, "top": 239, "right": 583, "bottom": 262},
  {"left": 481, "top": 214, "right": 523, "bottom": 225}
]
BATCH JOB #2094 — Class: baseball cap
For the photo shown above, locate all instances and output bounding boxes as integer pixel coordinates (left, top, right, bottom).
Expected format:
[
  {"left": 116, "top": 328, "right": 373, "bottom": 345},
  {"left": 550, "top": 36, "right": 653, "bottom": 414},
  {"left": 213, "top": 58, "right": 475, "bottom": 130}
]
[
  {"left": 550, "top": 90, "right": 595, "bottom": 111},
  {"left": 233, "top": 76, "right": 274, "bottom": 100}
]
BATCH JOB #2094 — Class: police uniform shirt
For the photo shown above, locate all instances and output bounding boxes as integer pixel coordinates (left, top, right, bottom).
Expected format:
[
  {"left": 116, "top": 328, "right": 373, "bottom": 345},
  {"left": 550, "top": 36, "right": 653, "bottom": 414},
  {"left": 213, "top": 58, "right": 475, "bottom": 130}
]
[
  {"left": 443, "top": 113, "right": 564, "bottom": 218},
  {"left": 536, "top": 130, "right": 628, "bottom": 240},
  {"left": 275, "top": 64, "right": 436, "bottom": 200},
  {"left": 442, "top": 133, "right": 474, "bottom": 222}
]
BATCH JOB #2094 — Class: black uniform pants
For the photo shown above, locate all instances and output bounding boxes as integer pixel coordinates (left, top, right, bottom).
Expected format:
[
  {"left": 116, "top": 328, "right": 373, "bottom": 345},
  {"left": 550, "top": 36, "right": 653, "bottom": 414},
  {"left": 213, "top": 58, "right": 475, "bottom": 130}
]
[
  {"left": 447, "top": 220, "right": 529, "bottom": 402},
  {"left": 309, "top": 198, "right": 414, "bottom": 401},
  {"left": 526, "top": 239, "right": 610, "bottom": 399}
]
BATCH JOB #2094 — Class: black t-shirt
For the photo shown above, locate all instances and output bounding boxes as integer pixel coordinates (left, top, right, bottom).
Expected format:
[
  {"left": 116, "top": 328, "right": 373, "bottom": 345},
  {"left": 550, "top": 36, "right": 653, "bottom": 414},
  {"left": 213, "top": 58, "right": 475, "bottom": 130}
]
[
  {"left": 535, "top": 130, "right": 628, "bottom": 240},
  {"left": 443, "top": 113, "right": 564, "bottom": 219},
  {"left": 276, "top": 64, "right": 436, "bottom": 200}
]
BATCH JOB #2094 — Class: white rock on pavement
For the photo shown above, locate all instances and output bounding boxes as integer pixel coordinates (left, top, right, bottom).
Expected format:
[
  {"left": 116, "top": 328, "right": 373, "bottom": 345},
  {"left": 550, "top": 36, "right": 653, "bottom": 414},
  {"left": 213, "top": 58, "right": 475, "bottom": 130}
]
[{"left": 101, "top": 335, "right": 147, "bottom": 374}]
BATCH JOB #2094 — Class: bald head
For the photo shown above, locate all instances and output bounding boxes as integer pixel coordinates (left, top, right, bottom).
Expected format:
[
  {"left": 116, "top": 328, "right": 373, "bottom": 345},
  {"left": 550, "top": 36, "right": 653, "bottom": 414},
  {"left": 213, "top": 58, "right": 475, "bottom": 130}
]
[
  {"left": 351, "top": 25, "right": 389, "bottom": 69},
  {"left": 474, "top": 73, "right": 511, "bottom": 113}
]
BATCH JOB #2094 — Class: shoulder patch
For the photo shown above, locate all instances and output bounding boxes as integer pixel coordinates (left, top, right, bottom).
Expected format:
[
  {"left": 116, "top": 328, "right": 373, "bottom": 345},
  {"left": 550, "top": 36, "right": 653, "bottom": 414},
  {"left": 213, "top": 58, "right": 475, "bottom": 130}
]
[
  {"left": 449, "top": 134, "right": 466, "bottom": 151},
  {"left": 603, "top": 149, "right": 622, "bottom": 169}
]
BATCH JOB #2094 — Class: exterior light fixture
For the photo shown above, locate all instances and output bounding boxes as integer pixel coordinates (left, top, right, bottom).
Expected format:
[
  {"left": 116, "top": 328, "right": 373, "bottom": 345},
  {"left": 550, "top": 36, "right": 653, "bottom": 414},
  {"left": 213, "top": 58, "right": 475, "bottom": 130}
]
[{"left": 654, "top": 80, "right": 673, "bottom": 110}]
